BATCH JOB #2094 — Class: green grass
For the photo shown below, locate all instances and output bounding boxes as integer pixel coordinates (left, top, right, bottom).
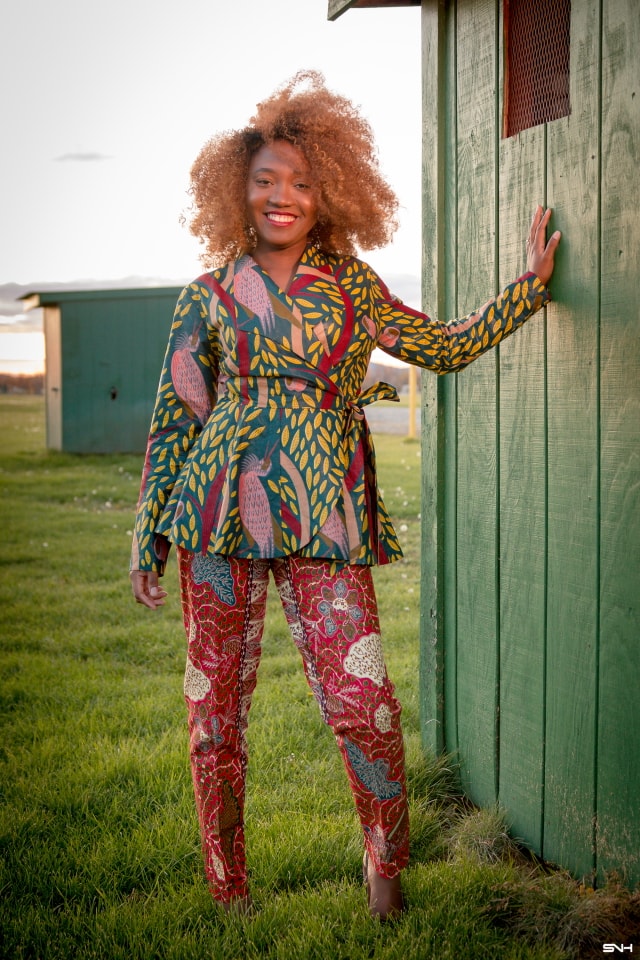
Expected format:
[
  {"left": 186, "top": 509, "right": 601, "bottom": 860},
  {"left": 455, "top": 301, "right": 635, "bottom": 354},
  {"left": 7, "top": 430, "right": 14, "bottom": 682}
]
[{"left": 1, "top": 396, "right": 637, "bottom": 959}]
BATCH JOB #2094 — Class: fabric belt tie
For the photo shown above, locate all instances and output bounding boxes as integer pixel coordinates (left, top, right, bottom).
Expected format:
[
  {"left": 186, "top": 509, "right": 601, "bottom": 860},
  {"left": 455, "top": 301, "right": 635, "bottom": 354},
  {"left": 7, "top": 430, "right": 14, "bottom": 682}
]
[
  {"left": 345, "top": 381, "right": 399, "bottom": 421},
  {"left": 221, "top": 374, "right": 399, "bottom": 416}
]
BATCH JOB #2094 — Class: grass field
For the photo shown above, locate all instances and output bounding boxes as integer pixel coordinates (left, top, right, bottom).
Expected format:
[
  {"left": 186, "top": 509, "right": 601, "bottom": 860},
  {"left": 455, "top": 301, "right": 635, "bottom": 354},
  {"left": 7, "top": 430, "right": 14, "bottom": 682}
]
[{"left": 0, "top": 396, "right": 636, "bottom": 959}]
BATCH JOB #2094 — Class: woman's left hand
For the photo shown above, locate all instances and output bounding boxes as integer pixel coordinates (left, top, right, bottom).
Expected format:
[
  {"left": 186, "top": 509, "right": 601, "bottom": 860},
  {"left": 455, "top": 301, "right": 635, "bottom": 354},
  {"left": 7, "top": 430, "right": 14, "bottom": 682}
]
[
  {"left": 526, "top": 206, "right": 562, "bottom": 286},
  {"left": 130, "top": 569, "right": 168, "bottom": 610}
]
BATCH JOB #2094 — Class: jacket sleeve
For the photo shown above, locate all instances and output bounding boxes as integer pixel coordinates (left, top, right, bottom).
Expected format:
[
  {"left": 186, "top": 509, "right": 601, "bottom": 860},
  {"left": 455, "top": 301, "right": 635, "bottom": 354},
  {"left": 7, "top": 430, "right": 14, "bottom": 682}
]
[
  {"left": 131, "top": 281, "right": 218, "bottom": 574},
  {"left": 370, "top": 267, "right": 550, "bottom": 373}
]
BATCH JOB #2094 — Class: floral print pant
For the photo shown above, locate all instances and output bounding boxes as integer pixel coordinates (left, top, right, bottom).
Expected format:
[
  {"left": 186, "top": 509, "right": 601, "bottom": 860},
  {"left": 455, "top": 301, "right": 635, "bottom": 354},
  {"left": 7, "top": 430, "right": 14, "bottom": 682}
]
[{"left": 177, "top": 548, "right": 409, "bottom": 904}]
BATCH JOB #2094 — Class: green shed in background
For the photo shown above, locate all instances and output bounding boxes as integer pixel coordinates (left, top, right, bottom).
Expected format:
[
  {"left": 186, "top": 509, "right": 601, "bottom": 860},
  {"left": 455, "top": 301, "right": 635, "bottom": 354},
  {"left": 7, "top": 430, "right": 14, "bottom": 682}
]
[
  {"left": 23, "top": 287, "right": 181, "bottom": 453},
  {"left": 331, "top": 0, "right": 639, "bottom": 886}
]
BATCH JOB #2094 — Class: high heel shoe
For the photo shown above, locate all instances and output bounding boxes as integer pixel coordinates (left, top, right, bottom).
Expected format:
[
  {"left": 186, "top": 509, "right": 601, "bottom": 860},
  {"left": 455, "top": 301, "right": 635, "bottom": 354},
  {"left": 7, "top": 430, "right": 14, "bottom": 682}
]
[{"left": 362, "top": 850, "right": 406, "bottom": 921}]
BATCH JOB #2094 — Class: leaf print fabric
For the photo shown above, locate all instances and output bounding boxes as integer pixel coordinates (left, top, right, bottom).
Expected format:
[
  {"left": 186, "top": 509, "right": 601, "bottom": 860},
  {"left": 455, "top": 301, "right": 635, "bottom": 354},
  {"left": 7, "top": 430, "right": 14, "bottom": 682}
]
[
  {"left": 191, "top": 553, "right": 237, "bottom": 605},
  {"left": 132, "top": 246, "right": 549, "bottom": 573},
  {"left": 342, "top": 738, "right": 403, "bottom": 800}
]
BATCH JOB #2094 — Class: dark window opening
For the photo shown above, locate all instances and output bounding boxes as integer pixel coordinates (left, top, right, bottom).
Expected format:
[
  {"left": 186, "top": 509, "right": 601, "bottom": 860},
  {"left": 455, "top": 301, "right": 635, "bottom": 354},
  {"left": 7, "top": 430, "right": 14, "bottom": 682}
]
[{"left": 503, "top": 0, "right": 571, "bottom": 137}]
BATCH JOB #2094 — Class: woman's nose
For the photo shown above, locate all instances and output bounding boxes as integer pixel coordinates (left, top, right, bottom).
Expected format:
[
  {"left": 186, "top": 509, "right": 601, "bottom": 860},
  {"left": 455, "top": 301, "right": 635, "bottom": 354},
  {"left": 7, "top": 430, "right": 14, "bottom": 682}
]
[{"left": 270, "top": 181, "right": 293, "bottom": 205}]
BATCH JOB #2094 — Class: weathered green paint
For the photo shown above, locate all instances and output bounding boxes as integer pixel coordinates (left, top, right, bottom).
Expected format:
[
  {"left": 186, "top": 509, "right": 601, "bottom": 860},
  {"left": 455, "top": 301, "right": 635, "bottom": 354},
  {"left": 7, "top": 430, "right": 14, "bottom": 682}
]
[
  {"left": 419, "top": 0, "right": 640, "bottom": 886},
  {"left": 419, "top": 0, "right": 448, "bottom": 756},
  {"left": 543, "top": 0, "right": 601, "bottom": 882},
  {"left": 596, "top": 0, "right": 640, "bottom": 882},
  {"left": 454, "top": 0, "right": 503, "bottom": 811},
  {"left": 31, "top": 287, "right": 181, "bottom": 453}
]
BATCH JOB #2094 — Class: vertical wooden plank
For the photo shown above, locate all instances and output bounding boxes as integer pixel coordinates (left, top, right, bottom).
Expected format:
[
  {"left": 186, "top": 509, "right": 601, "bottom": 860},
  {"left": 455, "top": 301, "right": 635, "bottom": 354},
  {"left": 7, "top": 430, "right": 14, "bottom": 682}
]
[
  {"left": 43, "top": 306, "right": 62, "bottom": 451},
  {"left": 60, "top": 302, "right": 87, "bottom": 452},
  {"left": 441, "top": 0, "right": 460, "bottom": 764},
  {"left": 420, "top": 0, "right": 447, "bottom": 755},
  {"left": 420, "top": 0, "right": 460, "bottom": 758},
  {"left": 597, "top": 0, "right": 640, "bottom": 887},
  {"left": 543, "top": 0, "right": 600, "bottom": 882},
  {"left": 420, "top": 375, "right": 447, "bottom": 755},
  {"left": 451, "top": 0, "right": 499, "bottom": 806},
  {"left": 94, "top": 300, "right": 120, "bottom": 451},
  {"left": 497, "top": 19, "right": 547, "bottom": 847}
]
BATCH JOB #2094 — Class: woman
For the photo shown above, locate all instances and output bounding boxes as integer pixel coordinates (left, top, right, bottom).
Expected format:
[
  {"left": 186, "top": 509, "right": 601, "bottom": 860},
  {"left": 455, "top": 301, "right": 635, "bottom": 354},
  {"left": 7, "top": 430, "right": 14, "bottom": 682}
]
[{"left": 130, "top": 71, "right": 560, "bottom": 919}]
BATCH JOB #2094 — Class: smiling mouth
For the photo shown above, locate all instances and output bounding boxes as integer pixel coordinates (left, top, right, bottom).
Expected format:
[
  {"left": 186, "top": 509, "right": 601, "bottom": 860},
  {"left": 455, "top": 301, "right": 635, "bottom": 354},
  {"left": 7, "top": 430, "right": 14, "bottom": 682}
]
[{"left": 265, "top": 212, "right": 298, "bottom": 225}]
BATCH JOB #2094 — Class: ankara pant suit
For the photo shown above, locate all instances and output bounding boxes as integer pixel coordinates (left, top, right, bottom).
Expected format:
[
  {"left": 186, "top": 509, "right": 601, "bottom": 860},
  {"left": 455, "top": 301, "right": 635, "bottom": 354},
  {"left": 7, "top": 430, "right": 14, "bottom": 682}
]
[{"left": 133, "top": 244, "right": 549, "bottom": 902}]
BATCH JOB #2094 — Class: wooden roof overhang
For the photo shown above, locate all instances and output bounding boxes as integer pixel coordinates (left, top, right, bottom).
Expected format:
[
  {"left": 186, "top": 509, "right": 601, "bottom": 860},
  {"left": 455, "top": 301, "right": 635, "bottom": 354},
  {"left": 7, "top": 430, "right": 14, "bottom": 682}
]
[{"left": 328, "top": 0, "right": 420, "bottom": 22}]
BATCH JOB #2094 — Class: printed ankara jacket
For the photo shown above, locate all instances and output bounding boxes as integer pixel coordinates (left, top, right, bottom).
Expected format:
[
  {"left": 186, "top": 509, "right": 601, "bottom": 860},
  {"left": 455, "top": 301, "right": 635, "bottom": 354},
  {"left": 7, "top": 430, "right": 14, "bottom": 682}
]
[{"left": 132, "top": 245, "right": 549, "bottom": 574}]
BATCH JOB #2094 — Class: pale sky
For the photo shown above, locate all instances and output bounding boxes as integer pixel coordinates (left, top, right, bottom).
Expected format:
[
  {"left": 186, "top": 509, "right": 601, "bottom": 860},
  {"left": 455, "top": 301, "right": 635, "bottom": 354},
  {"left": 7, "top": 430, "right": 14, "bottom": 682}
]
[{"left": 1, "top": 0, "right": 422, "bottom": 288}]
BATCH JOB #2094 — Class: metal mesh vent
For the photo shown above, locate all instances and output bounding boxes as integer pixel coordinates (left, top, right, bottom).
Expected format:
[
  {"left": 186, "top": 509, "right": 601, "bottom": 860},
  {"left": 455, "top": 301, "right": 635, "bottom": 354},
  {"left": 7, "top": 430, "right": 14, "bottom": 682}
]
[{"left": 503, "top": 0, "right": 571, "bottom": 137}]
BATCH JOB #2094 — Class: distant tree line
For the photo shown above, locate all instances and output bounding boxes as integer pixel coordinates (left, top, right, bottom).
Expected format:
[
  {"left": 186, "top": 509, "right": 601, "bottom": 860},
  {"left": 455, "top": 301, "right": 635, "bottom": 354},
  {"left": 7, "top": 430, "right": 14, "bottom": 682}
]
[{"left": 0, "top": 373, "right": 44, "bottom": 395}]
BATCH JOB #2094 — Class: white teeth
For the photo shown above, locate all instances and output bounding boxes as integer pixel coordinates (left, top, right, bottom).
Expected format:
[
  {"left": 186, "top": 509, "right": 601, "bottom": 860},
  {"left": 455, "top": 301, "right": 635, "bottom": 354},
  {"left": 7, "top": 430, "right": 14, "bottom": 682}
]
[{"left": 267, "top": 213, "right": 296, "bottom": 223}]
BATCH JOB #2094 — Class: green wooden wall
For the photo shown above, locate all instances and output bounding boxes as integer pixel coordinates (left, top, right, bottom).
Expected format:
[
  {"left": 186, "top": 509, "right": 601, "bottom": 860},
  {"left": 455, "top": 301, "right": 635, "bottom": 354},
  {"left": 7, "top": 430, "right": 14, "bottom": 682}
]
[
  {"left": 419, "top": 0, "right": 639, "bottom": 885},
  {"left": 39, "top": 287, "right": 180, "bottom": 453}
]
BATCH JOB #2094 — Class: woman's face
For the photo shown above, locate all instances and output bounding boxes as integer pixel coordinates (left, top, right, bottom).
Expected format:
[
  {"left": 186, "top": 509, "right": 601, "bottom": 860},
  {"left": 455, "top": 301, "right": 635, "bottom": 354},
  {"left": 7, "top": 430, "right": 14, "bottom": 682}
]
[{"left": 246, "top": 140, "right": 319, "bottom": 256}]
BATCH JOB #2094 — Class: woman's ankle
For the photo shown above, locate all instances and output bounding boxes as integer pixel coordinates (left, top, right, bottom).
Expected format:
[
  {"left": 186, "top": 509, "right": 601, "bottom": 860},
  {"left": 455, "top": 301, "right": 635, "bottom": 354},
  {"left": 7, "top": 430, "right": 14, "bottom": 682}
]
[
  {"left": 220, "top": 895, "right": 253, "bottom": 916},
  {"left": 364, "top": 854, "right": 406, "bottom": 921}
]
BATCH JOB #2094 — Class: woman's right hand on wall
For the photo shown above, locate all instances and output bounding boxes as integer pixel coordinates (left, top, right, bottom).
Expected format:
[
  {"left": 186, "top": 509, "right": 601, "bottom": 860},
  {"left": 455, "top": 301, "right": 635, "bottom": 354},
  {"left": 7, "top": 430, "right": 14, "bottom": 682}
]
[
  {"left": 130, "top": 570, "right": 168, "bottom": 610},
  {"left": 526, "top": 206, "right": 561, "bottom": 286}
]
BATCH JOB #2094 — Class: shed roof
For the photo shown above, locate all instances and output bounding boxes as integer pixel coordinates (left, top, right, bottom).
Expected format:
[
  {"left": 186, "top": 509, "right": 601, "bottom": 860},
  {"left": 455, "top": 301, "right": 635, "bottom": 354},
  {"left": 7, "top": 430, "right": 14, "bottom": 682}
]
[
  {"left": 20, "top": 286, "right": 181, "bottom": 312},
  {"left": 328, "top": 0, "right": 419, "bottom": 22}
]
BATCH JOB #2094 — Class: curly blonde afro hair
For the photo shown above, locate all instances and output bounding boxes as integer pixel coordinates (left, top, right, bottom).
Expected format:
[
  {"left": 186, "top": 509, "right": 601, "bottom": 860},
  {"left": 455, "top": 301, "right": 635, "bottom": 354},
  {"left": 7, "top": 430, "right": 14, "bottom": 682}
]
[{"left": 189, "top": 71, "right": 399, "bottom": 266}]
